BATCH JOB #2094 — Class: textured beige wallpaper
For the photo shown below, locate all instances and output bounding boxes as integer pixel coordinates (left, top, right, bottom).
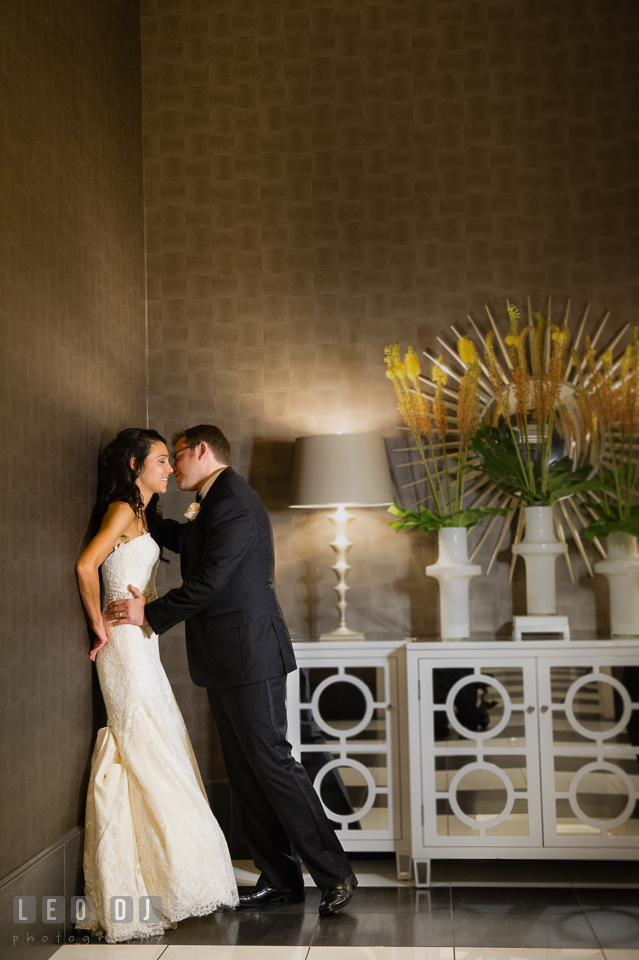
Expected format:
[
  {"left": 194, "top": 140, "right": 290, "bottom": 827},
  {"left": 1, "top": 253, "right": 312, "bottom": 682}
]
[
  {"left": 141, "top": 0, "right": 639, "bottom": 779},
  {"left": 1, "top": 0, "right": 146, "bottom": 876}
]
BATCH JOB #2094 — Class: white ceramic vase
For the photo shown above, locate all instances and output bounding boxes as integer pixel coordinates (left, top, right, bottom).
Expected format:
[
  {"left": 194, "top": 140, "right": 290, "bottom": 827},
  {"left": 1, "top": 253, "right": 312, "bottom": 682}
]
[
  {"left": 426, "top": 527, "right": 481, "bottom": 640},
  {"left": 512, "top": 505, "right": 567, "bottom": 615},
  {"left": 594, "top": 532, "right": 639, "bottom": 638}
]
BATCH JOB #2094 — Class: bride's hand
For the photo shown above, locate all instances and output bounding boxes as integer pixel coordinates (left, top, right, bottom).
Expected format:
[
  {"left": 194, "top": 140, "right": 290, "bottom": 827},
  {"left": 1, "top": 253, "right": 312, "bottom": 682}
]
[{"left": 89, "top": 620, "right": 109, "bottom": 661}]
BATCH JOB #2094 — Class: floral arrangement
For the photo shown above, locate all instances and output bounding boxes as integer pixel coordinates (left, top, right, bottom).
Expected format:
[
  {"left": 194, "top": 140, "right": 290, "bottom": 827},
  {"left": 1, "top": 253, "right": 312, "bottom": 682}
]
[
  {"left": 577, "top": 329, "right": 639, "bottom": 541},
  {"left": 471, "top": 305, "right": 601, "bottom": 506},
  {"left": 384, "top": 341, "right": 508, "bottom": 534}
]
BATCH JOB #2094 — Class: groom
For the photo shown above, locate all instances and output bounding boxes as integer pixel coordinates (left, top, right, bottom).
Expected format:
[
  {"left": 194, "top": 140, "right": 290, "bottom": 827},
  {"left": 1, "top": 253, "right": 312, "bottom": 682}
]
[{"left": 104, "top": 424, "right": 356, "bottom": 917}]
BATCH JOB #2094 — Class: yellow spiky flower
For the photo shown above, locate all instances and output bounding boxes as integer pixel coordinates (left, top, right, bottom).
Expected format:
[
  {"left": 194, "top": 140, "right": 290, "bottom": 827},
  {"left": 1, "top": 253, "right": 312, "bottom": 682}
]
[
  {"left": 576, "top": 325, "right": 639, "bottom": 526},
  {"left": 432, "top": 357, "right": 448, "bottom": 439},
  {"left": 457, "top": 336, "right": 478, "bottom": 367},
  {"left": 505, "top": 303, "right": 523, "bottom": 366},
  {"left": 384, "top": 344, "right": 432, "bottom": 439},
  {"left": 384, "top": 342, "right": 402, "bottom": 376},
  {"left": 581, "top": 339, "right": 615, "bottom": 426},
  {"left": 404, "top": 346, "right": 421, "bottom": 384},
  {"left": 570, "top": 347, "right": 581, "bottom": 372},
  {"left": 503, "top": 308, "right": 533, "bottom": 425},
  {"left": 511, "top": 328, "right": 532, "bottom": 424},
  {"left": 484, "top": 331, "right": 508, "bottom": 424},
  {"left": 431, "top": 359, "right": 447, "bottom": 386},
  {"left": 531, "top": 311, "right": 545, "bottom": 378},
  {"left": 547, "top": 325, "right": 571, "bottom": 413},
  {"left": 619, "top": 329, "right": 639, "bottom": 437},
  {"left": 457, "top": 346, "right": 481, "bottom": 444},
  {"left": 507, "top": 302, "right": 521, "bottom": 324}
]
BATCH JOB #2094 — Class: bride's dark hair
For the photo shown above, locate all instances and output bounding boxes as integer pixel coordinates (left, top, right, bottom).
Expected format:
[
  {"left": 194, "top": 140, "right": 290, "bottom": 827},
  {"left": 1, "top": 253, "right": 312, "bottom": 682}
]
[{"left": 91, "top": 428, "right": 167, "bottom": 534}]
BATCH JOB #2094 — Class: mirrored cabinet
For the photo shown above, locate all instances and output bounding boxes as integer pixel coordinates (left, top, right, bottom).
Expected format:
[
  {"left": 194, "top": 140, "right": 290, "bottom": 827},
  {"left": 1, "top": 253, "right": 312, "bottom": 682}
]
[
  {"left": 287, "top": 641, "right": 412, "bottom": 879},
  {"left": 407, "top": 641, "right": 639, "bottom": 886},
  {"left": 288, "top": 638, "right": 639, "bottom": 886}
]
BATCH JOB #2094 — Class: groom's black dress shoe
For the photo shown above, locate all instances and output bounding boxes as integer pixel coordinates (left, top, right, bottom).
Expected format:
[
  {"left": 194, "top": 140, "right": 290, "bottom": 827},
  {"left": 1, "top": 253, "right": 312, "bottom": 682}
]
[
  {"left": 238, "top": 884, "right": 305, "bottom": 908},
  {"left": 318, "top": 871, "right": 358, "bottom": 917}
]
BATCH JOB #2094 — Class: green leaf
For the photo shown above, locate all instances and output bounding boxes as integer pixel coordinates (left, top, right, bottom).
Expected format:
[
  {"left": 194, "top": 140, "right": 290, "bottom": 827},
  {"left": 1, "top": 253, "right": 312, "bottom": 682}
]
[
  {"left": 545, "top": 477, "right": 608, "bottom": 505},
  {"left": 387, "top": 502, "right": 509, "bottom": 534},
  {"left": 583, "top": 516, "right": 639, "bottom": 542},
  {"left": 471, "top": 424, "right": 530, "bottom": 498},
  {"left": 582, "top": 505, "right": 639, "bottom": 542},
  {"left": 387, "top": 505, "right": 428, "bottom": 532},
  {"left": 471, "top": 423, "right": 609, "bottom": 506}
]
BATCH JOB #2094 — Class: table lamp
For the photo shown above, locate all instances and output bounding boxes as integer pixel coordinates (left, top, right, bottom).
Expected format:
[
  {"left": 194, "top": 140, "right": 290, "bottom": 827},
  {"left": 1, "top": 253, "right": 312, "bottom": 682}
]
[{"left": 290, "top": 433, "right": 394, "bottom": 640}]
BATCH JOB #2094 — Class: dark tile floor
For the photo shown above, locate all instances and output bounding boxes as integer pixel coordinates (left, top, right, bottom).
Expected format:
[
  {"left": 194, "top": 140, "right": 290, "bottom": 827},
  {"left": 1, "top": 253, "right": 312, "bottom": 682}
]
[{"left": 69, "top": 883, "right": 639, "bottom": 950}]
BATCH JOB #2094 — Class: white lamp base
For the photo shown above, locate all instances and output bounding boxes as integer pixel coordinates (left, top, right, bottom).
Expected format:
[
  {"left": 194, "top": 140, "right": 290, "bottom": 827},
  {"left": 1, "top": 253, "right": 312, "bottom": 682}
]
[
  {"left": 321, "top": 506, "right": 366, "bottom": 642},
  {"left": 320, "top": 626, "right": 365, "bottom": 641}
]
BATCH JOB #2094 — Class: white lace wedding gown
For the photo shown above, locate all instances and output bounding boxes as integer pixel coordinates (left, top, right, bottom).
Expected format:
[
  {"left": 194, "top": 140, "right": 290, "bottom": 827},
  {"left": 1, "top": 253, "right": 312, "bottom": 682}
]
[{"left": 78, "top": 533, "right": 238, "bottom": 942}]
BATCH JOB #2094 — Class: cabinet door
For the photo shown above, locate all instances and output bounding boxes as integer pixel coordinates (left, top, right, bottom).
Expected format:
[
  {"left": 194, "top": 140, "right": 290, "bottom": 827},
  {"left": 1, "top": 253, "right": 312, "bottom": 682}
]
[
  {"left": 287, "top": 655, "right": 401, "bottom": 844},
  {"left": 538, "top": 655, "right": 639, "bottom": 847},
  {"left": 417, "top": 656, "right": 542, "bottom": 847}
]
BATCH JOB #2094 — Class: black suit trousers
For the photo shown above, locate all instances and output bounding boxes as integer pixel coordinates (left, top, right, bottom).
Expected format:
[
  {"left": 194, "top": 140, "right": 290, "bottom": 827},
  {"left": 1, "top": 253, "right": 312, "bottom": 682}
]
[{"left": 207, "top": 676, "right": 352, "bottom": 892}]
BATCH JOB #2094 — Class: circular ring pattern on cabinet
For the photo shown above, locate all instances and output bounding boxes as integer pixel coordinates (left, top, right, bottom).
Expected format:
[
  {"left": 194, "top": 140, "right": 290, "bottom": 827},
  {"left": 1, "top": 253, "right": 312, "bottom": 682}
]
[
  {"left": 445, "top": 673, "right": 512, "bottom": 741},
  {"left": 448, "top": 761, "right": 516, "bottom": 829},
  {"left": 564, "top": 673, "right": 632, "bottom": 741},
  {"left": 313, "top": 758, "right": 377, "bottom": 824},
  {"left": 568, "top": 760, "right": 637, "bottom": 832},
  {"left": 310, "top": 673, "right": 376, "bottom": 739}
]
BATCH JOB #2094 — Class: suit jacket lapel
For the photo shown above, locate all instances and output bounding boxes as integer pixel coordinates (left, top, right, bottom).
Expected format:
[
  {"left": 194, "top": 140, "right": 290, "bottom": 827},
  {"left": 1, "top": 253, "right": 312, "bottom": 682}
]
[
  {"left": 182, "top": 503, "right": 202, "bottom": 553},
  {"left": 181, "top": 467, "right": 235, "bottom": 553}
]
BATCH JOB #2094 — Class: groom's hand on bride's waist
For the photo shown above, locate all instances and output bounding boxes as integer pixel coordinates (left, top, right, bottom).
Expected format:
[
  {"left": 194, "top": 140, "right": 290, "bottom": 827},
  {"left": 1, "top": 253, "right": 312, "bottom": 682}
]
[{"left": 104, "top": 585, "right": 148, "bottom": 627}]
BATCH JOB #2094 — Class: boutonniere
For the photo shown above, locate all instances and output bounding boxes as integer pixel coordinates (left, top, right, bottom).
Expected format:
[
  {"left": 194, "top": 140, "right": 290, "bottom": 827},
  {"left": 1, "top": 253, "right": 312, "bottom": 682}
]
[{"left": 184, "top": 502, "right": 200, "bottom": 521}]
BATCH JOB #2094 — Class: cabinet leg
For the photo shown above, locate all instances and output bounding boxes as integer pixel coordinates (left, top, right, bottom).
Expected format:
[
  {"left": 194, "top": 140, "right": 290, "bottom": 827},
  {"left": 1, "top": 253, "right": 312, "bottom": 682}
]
[
  {"left": 395, "top": 851, "right": 412, "bottom": 880},
  {"left": 414, "top": 859, "right": 431, "bottom": 887}
]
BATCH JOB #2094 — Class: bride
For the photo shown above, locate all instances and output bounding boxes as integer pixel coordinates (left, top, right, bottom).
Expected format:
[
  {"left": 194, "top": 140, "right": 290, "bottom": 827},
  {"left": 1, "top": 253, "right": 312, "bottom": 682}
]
[{"left": 75, "top": 428, "right": 238, "bottom": 942}]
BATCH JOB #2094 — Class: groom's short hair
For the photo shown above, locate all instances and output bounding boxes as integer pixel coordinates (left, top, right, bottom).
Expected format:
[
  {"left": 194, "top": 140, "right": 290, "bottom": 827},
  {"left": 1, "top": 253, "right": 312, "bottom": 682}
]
[{"left": 173, "top": 425, "right": 231, "bottom": 465}]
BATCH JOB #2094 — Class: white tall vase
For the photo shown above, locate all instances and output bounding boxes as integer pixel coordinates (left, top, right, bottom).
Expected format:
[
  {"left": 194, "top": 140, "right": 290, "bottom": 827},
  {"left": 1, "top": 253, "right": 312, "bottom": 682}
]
[
  {"left": 426, "top": 527, "right": 481, "bottom": 640},
  {"left": 512, "top": 505, "right": 567, "bottom": 615},
  {"left": 594, "top": 532, "right": 639, "bottom": 638}
]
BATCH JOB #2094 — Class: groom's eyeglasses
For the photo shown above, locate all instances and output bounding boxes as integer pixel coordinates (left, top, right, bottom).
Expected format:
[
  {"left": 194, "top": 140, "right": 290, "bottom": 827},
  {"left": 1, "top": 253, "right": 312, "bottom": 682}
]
[{"left": 170, "top": 445, "right": 195, "bottom": 466}]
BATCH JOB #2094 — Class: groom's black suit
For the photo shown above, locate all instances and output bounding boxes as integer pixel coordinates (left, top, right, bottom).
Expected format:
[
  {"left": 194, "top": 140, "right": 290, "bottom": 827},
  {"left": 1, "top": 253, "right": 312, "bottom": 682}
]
[
  {"left": 144, "top": 466, "right": 295, "bottom": 688},
  {"left": 144, "top": 467, "right": 351, "bottom": 893}
]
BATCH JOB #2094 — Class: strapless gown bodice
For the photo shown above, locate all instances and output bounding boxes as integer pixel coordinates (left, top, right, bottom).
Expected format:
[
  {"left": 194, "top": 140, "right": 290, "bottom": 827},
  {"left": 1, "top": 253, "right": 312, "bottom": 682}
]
[
  {"left": 78, "top": 534, "right": 238, "bottom": 943},
  {"left": 100, "top": 532, "right": 159, "bottom": 605}
]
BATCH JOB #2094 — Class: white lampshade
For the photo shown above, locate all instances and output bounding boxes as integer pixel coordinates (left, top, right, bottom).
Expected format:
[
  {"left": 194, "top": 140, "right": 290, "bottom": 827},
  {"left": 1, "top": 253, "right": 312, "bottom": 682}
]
[{"left": 290, "top": 433, "right": 393, "bottom": 508}]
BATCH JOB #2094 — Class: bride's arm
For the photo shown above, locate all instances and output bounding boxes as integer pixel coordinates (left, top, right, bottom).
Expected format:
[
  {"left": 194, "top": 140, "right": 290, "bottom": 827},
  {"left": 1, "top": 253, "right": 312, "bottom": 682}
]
[{"left": 76, "top": 502, "right": 138, "bottom": 660}]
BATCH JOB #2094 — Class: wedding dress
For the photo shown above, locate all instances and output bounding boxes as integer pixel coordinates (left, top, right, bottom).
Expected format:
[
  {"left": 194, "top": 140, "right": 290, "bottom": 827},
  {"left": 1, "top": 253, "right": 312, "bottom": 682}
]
[{"left": 78, "top": 533, "right": 238, "bottom": 942}]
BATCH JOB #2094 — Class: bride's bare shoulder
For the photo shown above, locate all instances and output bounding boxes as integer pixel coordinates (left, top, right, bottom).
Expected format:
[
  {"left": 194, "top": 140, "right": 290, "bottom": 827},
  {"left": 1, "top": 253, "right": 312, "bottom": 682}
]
[
  {"left": 100, "top": 501, "right": 138, "bottom": 536},
  {"left": 103, "top": 501, "right": 136, "bottom": 522}
]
